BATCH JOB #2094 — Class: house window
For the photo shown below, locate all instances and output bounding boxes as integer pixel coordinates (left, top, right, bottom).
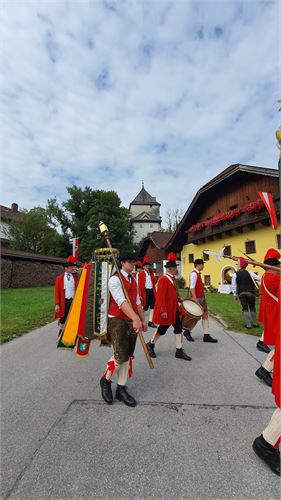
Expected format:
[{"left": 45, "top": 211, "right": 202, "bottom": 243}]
[
  {"left": 276, "top": 234, "right": 281, "bottom": 249},
  {"left": 245, "top": 240, "right": 256, "bottom": 254},
  {"left": 150, "top": 224, "right": 153, "bottom": 228},
  {"left": 140, "top": 224, "right": 143, "bottom": 228},
  {"left": 188, "top": 253, "right": 194, "bottom": 263},
  {"left": 204, "top": 275, "right": 211, "bottom": 286},
  {"left": 203, "top": 251, "right": 209, "bottom": 261},
  {"left": 182, "top": 257, "right": 185, "bottom": 264},
  {"left": 224, "top": 245, "right": 231, "bottom": 256}
]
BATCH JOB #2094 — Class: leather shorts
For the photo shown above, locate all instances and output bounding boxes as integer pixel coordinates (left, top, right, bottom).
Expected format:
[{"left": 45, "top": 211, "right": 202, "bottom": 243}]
[{"left": 107, "top": 317, "right": 137, "bottom": 363}]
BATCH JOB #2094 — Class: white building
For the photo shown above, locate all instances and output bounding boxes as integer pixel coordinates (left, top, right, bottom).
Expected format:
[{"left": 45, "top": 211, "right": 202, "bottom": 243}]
[{"left": 129, "top": 183, "right": 161, "bottom": 244}]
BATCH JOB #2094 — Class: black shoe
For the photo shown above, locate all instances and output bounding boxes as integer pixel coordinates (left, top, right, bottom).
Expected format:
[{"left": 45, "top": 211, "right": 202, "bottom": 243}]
[
  {"left": 183, "top": 330, "right": 194, "bottom": 342},
  {"left": 246, "top": 326, "right": 252, "bottom": 329},
  {"left": 256, "top": 340, "right": 271, "bottom": 354},
  {"left": 203, "top": 334, "right": 218, "bottom": 343},
  {"left": 252, "top": 324, "right": 259, "bottom": 328},
  {"left": 100, "top": 378, "right": 113, "bottom": 404},
  {"left": 255, "top": 366, "right": 272, "bottom": 387},
  {"left": 253, "top": 435, "right": 280, "bottom": 476},
  {"left": 175, "top": 348, "right": 192, "bottom": 361},
  {"left": 116, "top": 385, "right": 137, "bottom": 407},
  {"left": 148, "top": 321, "right": 157, "bottom": 328},
  {"left": 146, "top": 341, "right": 157, "bottom": 358}
]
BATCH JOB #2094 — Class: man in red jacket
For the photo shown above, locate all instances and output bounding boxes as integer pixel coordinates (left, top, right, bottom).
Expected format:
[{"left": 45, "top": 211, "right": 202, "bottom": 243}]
[
  {"left": 146, "top": 253, "right": 191, "bottom": 361},
  {"left": 54, "top": 256, "right": 79, "bottom": 335},
  {"left": 255, "top": 249, "right": 280, "bottom": 387},
  {"left": 100, "top": 253, "right": 147, "bottom": 407},
  {"left": 253, "top": 254, "right": 280, "bottom": 476},
  {"left": 138, "top": 256, "right": 157, "bottom": 328}
]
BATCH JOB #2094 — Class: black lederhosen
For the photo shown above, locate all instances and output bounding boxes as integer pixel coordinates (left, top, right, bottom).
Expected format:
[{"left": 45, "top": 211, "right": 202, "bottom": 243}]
[
  {"left": 144, "top": 288, "right": 155, "bottom": 311},
  {"left": 107, "top": 317, "right": 137, "bottom": 363},
  {"left": 238, "top": 292, "right": 256, "bottom": 312},
  {"left": 157, "top": 309, "right": 182, "bottom": 336},
  {"left": 60, "top": 298, "right": 73, "bottom": 324}
]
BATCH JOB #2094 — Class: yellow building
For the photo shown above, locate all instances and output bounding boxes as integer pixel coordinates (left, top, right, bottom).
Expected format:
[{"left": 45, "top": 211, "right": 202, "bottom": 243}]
[{"left": 169, "top": 164, "right": 280, "bottom": 289}]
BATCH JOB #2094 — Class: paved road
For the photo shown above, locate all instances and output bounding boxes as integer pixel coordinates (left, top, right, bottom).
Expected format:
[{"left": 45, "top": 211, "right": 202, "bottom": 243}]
[{"left": 1, "top": 319, "right": 279, "bottom": 499}]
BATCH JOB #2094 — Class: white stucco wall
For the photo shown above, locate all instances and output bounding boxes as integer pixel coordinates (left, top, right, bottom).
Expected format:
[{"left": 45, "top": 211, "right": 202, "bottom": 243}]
[
  {"left": 132, "top": 221, "right": 161, "bottom": 243},
  {"left": 0, "top": 221, "right": 10, "bottom": 239}
]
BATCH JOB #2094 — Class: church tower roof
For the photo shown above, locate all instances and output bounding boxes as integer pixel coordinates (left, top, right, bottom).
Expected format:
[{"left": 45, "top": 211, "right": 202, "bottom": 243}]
[{"left": 130, "top": 182, "right": 160, "bottom": 206}]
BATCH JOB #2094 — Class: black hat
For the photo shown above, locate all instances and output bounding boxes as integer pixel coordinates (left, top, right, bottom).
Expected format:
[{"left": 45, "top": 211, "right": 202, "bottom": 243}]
[
  {"left": 194, "top": 258, "right": 204, "bottom": 266},
  {"left": 164, "top": 252, "right": 178, "bottom": 268},
  {"left": 119, "top": 252, "right": 137, "bottom": 262}
]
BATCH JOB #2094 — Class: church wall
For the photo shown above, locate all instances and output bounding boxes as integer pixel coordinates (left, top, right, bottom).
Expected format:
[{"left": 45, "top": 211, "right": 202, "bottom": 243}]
[{"left": 132, "top": 222, "right": 161, "bottom": 244}]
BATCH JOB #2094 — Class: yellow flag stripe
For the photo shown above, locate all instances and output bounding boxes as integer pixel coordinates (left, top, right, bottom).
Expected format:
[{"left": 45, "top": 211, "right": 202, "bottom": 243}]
[{"left": 61, "top": 268, "right": 87, "bottom": 346}]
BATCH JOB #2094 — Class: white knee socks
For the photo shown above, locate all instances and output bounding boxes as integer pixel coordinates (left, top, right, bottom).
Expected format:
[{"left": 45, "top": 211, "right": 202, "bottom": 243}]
[
  {"left": 175, "top": 333, "right": 183, "bottom": 349},
  {"left": 117, "top": 361, "right": 129, "bottom": 386},
  {"left": 263, "top": 407, "right": 281, "bottom": 448},
  {"left": 262, "top": 350, "right": 275, "bottom": 373}
]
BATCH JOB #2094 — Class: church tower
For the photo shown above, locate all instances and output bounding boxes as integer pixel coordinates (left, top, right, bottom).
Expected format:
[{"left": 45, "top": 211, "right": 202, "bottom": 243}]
[{"left": 129, "top": 182, "right": 161, "bottom": 244}]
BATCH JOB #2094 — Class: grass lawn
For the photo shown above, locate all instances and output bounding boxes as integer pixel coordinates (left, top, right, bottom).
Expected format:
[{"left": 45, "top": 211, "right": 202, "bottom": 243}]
[
  {"left": 179, "top": 290, "right": 263, "bottom": 337},
  {"left": 1, "top": 287, "right": 54, "bottom": 343}
]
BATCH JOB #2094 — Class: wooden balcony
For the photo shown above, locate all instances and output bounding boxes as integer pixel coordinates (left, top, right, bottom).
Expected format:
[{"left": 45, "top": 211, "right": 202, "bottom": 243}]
[{"left": 186, "top": 208, "right": 278, "bottom": 244}]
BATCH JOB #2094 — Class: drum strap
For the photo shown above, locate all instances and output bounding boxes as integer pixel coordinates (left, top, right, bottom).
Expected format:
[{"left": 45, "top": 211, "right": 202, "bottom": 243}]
[
  {"left": 263, "top": 281, "right": 278, "bottom": 302},
  {"left": 165, "top": 274, "right": 176, "bottom": 288}
]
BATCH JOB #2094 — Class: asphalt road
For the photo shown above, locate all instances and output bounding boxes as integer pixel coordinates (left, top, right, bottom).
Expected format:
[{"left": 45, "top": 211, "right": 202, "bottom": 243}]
[{"left": 1, "top": 318, "right": 279, "bottom": 499}]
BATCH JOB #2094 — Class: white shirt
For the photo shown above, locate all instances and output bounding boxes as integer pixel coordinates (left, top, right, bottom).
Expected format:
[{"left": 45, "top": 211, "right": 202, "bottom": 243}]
[
  {"left": 145, "top": 270, "right": 153, "bottom": 288},
  {"left": 189, "top": 269, "right": 199, "bottom": 289},
  {"left": 64, "top": 272, "right": 75, "bottom": 299},
  {"left": 108, "top": 270, "right": 141, "bottom": 313},
  {"left": 231, "top": 270, "right": 261, "bottom": 295}
]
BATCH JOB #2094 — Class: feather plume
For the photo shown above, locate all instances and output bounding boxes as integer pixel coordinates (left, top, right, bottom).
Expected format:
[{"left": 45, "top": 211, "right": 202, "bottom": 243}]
[
  {"left": 168, "top": 252, "right": 177, "bottom": 261},
  {"left": 143, "top": 256, "right": 150, "bottom": 263}
]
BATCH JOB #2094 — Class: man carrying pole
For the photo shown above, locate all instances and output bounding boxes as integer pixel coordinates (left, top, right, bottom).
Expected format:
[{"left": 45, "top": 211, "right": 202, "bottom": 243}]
[{"left": 98, "top": 244, "right": 149, "bottom": 407}]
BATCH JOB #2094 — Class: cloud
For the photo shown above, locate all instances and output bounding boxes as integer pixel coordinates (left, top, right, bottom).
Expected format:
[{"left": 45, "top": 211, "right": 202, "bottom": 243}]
[{"left": 0, "top": 0, "right": 279, "bottom": 224}]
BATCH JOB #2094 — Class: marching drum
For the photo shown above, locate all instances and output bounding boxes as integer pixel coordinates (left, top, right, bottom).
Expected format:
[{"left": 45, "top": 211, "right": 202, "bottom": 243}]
[{"left": 181, "top": 299, "right": 203, "bottom": 330}]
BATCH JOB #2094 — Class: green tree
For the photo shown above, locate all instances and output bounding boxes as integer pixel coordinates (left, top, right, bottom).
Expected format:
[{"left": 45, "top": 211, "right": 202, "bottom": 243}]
[
  {"left": 8, "top": 207, "right": 71, "bottom": 256},
  {"left": 47, "top": 187, "right": 134, "bottom": 261}
]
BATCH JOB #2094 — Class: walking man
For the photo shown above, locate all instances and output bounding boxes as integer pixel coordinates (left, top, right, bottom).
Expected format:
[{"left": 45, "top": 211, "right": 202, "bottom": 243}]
[
  {"left": 100, "top": 253, "right": 147, "bottom": 407},
  {"left": 54, "top": 255, "right": 79, "bottom": 336},
  {"left": 231, "top": 257, "right": 260, "bottom": 329},
  {"left": 146, "top": 252, "right": 191, "bottom": 360},
  {"left": 138, "top": 256, "right": 157, "bottom": 328},
  {"left": 184, "top": 259, "right": 217, "bottom": 343}
]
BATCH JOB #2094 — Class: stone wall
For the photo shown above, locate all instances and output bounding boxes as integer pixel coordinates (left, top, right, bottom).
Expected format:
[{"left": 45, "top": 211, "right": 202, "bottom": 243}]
[{"left": 1, "top": 258, "right": 64, "bottom": 288}]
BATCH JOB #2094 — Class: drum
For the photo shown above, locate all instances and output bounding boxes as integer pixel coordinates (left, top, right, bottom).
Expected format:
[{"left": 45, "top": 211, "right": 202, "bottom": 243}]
[{"left": 181, "top": 299, "right": 203, "bottom": 330}]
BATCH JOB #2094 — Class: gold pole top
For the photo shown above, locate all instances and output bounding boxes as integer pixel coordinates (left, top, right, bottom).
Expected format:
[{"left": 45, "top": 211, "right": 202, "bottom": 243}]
[{"left": 99, "top": 221, "right": 108, "bottom": 234}]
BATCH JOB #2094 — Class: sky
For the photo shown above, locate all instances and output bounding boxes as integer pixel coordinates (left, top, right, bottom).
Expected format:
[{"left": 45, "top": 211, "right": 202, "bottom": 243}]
[{"left": 0, "top": 0, "right": 280, "bottom": 227}]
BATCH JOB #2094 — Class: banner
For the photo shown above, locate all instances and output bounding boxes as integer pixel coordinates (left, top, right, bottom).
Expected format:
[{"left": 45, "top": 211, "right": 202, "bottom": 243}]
[
  {"left": 258, "top": 192, "right": 278, "bottom": 230},
  {"left": 72, "top": 237, "right": 79, "bottom": 259}
]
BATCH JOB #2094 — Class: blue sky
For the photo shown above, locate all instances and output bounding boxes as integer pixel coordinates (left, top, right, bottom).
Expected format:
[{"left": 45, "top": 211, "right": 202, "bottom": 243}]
[{"left": 0, "top": 0, "right": 279, "bottom": 226}]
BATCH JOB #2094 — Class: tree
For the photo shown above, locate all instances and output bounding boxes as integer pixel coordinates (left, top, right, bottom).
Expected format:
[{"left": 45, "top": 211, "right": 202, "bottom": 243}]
[
  {"left": 8, "top": 207, "right": 71, "bottom": 256},
  {"left": 165, "top": 208, "right": 184, "bottom": 232},
  {"left": 47, "top": 186, "right": 134, "bottom": 261}
]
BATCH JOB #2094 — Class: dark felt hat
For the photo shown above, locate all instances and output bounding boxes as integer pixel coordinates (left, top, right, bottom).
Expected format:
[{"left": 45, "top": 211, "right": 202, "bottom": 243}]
[
  {"left": 119, "top": 252, "right": 137, "bottom": 262},
  {"left": 164, "top": 252, "right": 178, "bottom": 268}
]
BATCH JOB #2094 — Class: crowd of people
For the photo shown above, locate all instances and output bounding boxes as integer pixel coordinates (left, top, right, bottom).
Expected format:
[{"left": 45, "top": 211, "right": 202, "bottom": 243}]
[{"left": 54, "top": 247, "right": 280, "bottom": 476}]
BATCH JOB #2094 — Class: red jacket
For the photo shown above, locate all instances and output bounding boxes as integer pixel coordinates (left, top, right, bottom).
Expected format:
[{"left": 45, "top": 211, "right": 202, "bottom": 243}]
[
  {"left": 258, "top": 272, "right": 280, "bottom": 345},
  {"left": 138, "top": 270, "right": 157, "bottom": 307},
  {"left": 153, "top": 274, "right": 180, "bottom": 325},
  {"left": 272, "top": 285, "right": 280, "bottom": 408},
  {"left": 54, "top": 273, "right": 78, "bottom": 319}
]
